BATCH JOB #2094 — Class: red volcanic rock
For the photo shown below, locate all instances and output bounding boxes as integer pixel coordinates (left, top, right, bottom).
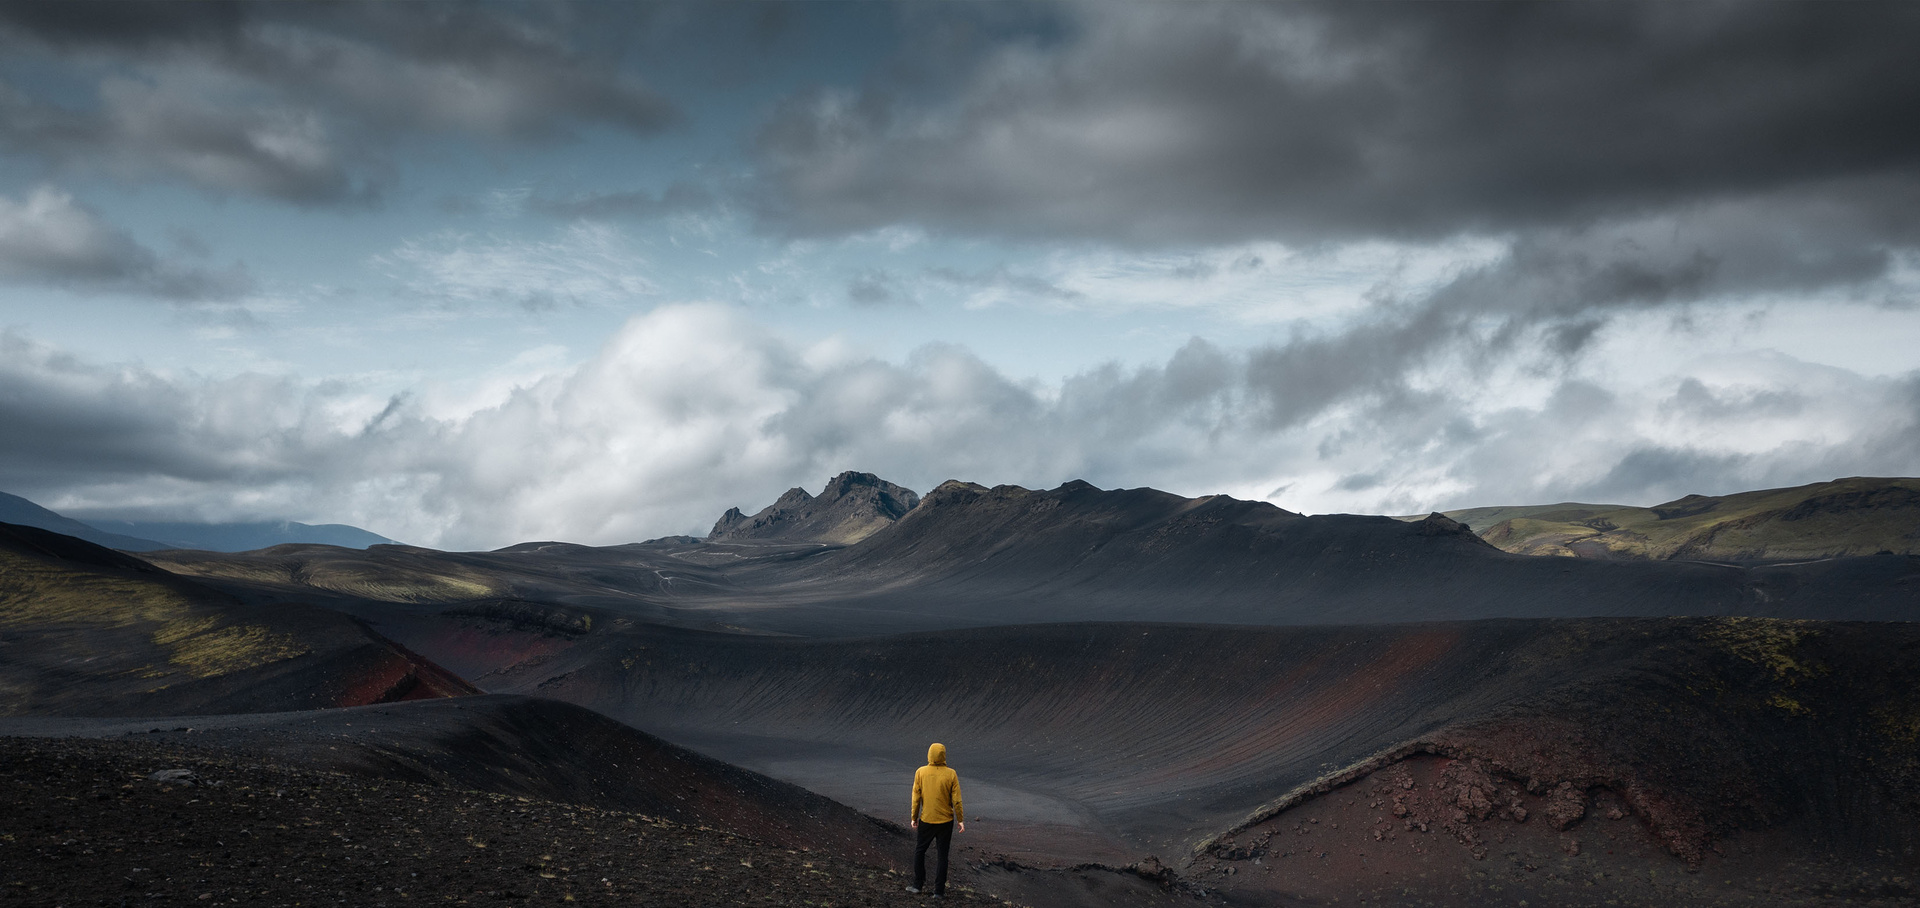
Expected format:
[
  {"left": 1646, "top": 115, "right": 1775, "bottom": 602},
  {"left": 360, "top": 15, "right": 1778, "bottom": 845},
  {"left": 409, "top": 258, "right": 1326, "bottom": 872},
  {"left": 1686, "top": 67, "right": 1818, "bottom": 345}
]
[
  {"left": 1545, "top": 780, "right": 1589, "bottom": 830},
  {"left": 1421, "top": 719, "right": 1715, "bottom": 864}
]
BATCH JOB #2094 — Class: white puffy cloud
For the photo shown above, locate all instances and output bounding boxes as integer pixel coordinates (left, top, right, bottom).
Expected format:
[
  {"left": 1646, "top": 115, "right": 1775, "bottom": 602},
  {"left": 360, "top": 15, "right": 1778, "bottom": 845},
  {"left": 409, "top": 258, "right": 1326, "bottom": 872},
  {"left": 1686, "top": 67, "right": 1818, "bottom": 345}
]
[{"left": 4, "top": 302, "right": 1916, "bottom": 550}]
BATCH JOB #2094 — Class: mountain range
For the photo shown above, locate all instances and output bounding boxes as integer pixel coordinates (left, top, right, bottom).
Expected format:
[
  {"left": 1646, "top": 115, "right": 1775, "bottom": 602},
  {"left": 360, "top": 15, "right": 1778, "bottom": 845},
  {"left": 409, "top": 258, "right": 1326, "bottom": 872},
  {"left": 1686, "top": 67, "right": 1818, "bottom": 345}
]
[{"left": 135, "top": 473, "right": 1920, "bottom": 638}]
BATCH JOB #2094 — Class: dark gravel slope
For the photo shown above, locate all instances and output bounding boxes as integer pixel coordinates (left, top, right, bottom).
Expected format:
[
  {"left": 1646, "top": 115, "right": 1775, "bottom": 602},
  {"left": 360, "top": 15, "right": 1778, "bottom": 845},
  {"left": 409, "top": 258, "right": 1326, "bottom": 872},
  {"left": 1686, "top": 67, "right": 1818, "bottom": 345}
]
[
  {"left": 0, "top": 695, "right": 908, "bottom": 868},
  {"left": 0, "top": 736, "right": 1013, "bottom": 908}
]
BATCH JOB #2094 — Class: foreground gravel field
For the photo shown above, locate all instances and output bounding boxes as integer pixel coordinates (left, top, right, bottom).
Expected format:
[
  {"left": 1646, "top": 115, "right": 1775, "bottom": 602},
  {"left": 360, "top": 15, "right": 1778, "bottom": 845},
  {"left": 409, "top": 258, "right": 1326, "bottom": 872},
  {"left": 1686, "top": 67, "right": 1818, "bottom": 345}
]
[{"left": 0, "top": 736, "right": 1007, "bottom": 908}]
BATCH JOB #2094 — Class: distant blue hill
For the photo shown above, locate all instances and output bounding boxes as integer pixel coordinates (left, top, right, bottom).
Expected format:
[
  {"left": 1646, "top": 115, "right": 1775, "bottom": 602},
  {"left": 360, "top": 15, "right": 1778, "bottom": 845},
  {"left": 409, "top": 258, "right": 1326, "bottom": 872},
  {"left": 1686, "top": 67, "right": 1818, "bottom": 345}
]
[
  {"left": 0, "top": 490, "right": 396, "bottom": 552},
  {"left": 81, "top": 519, "right": 396, "bottom": 552},
  {"left": 0, "top": 491, "right": 173, "bottom": 551}
]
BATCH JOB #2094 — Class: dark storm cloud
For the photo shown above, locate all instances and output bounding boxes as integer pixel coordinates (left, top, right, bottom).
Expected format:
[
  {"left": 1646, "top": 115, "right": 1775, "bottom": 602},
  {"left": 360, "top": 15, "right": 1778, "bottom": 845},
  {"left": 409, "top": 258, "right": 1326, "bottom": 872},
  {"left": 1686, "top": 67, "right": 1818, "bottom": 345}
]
[
  {"left": 753, "top": 2, "right": 1920, "bottom": 247},
  {"left": 0, "top": 1, "right": 248, "bottom": 48},
  {"left": 0, "top": 187, "right": 251, "bottom": 299},
  {"left": 0, "top": 79, "right": 371, "bottom": 206},
  {"left": 241, "top": 4, "right": 680, "bottom": 141},
  {"left": 0, "top": 2, "right": 678, "bottom": 204},
  {"left": 741, "top": 0, "right": 1920, "bottom": 507}
]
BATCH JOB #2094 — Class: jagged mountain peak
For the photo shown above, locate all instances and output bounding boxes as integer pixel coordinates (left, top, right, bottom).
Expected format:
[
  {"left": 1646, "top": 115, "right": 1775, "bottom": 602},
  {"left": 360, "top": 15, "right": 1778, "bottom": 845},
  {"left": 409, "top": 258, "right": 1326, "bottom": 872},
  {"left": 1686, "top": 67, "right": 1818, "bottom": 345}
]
[
  {"left": 770, "top": 487, "right": 814, "bottom": 509},
  {"left": 707, "top": 471, "right": 921, "bottom": 545}
]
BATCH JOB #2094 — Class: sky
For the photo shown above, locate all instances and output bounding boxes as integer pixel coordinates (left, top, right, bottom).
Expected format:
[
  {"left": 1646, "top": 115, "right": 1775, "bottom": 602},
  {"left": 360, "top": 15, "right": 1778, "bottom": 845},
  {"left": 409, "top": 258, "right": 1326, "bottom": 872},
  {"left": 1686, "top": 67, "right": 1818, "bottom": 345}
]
[{"left": 0, "top": 1, "right": 1917, "bottom": 550}]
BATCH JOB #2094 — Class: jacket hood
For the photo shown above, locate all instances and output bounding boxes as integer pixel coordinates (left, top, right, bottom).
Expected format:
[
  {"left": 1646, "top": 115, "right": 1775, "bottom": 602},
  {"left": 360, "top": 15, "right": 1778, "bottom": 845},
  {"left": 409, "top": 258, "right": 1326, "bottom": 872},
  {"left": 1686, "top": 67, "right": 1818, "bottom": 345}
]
[{"left": 927, "top": 742, "right": 947, "bottom": 766}]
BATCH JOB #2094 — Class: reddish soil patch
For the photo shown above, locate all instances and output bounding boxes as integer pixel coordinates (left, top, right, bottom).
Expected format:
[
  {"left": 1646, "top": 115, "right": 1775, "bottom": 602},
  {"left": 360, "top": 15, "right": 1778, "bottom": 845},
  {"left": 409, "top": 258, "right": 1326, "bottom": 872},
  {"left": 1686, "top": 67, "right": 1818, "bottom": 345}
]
[
  {"left": 1191, "top": 754, "right": 1918, "bottom": 907},
  {"left": 333, "top": 641, "right": 478, "bottom": 707}
]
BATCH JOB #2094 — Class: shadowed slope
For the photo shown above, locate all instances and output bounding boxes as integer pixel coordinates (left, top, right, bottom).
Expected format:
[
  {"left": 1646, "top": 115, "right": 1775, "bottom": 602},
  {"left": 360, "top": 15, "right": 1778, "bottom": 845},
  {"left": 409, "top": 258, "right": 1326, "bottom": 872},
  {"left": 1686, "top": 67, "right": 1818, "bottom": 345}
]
[
  {"left": 0, "top": 694, "right": 904, "bottom": 866},
  {"left": 0, "top": 522, "right": 474, "bottom": 717}
]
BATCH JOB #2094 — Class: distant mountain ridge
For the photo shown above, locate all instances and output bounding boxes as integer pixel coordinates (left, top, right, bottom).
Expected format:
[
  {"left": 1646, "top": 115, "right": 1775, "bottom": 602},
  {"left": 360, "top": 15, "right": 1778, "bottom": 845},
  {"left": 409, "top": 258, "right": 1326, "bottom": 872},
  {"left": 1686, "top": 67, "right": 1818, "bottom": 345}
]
[
  {"left": 85, "top": 518, "right": 395, "bottom": 552},
  {"left": 702, "top": 473, "right": 1920, "bottom": 575},
  {"left": 0, "top": 490, "right": 394, "bottom": 552},
  {"left": 0, "top": 491, "right": 173, "bottom": 551},
  {"left": 708, "top": 470, "right": 920, "bottom": 545},
  {"left": 1432, "top": 477, "right": 1920, "bottom": 562}
]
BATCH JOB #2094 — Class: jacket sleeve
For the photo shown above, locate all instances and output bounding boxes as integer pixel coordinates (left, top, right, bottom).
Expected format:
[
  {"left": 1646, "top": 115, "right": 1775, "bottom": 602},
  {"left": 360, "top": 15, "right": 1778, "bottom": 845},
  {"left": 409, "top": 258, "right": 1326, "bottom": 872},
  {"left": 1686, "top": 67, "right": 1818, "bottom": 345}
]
[
  {"left": 951, "top": 774, "right": 963, "bottom": 824},
  {"left": 911, "top": 768, "right": 924, "bottom": 821}
]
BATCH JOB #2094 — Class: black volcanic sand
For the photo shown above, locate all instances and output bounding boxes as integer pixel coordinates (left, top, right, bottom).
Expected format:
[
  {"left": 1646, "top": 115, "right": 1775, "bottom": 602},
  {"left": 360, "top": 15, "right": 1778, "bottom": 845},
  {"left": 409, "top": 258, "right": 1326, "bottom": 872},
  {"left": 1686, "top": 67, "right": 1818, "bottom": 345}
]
[
  {"left": 0, "top": 735, "right": 1025, "bottom": 908},
  {"left": 381, "top": 614, "right": 1920, "bottom": 906},
  {"left": 0, "top": 695, "right": 906, "bottom": 867}
]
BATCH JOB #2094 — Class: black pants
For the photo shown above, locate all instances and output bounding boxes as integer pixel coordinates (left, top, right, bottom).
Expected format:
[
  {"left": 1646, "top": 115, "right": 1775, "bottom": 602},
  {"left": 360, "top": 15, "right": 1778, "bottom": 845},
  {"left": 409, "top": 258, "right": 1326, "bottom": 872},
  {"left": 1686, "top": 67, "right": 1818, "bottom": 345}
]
[{"left": 913, "top": 819, "right": 954, "bottom": 894}]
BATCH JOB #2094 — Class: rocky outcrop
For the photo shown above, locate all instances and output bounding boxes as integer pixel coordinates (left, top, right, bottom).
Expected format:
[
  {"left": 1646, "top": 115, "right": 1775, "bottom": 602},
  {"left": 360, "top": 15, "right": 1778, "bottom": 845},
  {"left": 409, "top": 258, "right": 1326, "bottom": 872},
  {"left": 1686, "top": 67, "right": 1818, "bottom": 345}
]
[
  {"left": 1415, "top": 512, "right": 1493, "bottom": 546},
  {"left": 706, "top": 471, "right": 920, "bottom": 545}
]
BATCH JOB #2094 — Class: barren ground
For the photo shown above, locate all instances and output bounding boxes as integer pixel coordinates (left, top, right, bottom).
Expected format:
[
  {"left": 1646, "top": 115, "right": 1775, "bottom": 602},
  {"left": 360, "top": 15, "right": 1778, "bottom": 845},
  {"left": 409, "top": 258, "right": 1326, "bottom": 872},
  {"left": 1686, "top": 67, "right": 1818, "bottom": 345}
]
[{"left": 0, "top": 736, "right": 1025, "bottom": 908}]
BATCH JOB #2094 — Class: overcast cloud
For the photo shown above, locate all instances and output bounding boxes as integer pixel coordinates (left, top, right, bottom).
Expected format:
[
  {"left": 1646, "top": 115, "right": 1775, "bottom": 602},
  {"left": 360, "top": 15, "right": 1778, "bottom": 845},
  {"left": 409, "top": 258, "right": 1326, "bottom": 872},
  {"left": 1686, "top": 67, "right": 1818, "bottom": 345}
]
[
  {"left": 0, "top": 2, "right": 676, "bottom": 203},
  {"left": 755, "top": 2, "right": 1920, "bottom": 247}
]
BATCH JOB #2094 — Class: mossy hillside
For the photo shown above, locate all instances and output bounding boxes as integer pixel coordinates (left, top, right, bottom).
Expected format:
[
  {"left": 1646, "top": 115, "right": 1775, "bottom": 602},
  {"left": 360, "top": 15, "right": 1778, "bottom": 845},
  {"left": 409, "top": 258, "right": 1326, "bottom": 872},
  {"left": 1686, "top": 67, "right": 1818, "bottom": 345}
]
[
  {"left": 0, "top": 548, "right": 307, "bottom": 682},
  {"left": 1698, "top": 616, "right": 1825, "bottom": 687},
  {"left": 152, "top": 548, "right": 502, "bottom": 603},
  {"left": 1438, "top": 477, "right": 1920, "bottom": 562}
]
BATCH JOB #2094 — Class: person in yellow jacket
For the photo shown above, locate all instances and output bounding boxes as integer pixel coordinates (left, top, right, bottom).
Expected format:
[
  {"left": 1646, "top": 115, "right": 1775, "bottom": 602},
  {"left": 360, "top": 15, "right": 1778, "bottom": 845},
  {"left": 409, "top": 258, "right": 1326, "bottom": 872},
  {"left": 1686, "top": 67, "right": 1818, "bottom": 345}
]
[{"left": 907, "top": 742, "right": 964, "bottom": 896}]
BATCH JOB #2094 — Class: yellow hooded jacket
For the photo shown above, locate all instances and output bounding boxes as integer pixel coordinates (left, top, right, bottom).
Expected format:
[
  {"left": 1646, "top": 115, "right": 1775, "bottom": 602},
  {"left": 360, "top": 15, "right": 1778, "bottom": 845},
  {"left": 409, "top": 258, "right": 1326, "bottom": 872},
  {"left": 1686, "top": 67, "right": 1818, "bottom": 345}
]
[{"left": 911, "top": 743, "right": 963, "bottom": 824}]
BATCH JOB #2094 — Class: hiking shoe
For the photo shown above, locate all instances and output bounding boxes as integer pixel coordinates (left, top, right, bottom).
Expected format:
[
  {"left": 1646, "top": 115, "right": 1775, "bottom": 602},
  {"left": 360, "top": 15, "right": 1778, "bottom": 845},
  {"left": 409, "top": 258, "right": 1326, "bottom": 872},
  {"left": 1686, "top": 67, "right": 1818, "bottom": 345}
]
[{"left": 905, "top": 886, "right": 921, "bottom": 894}]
